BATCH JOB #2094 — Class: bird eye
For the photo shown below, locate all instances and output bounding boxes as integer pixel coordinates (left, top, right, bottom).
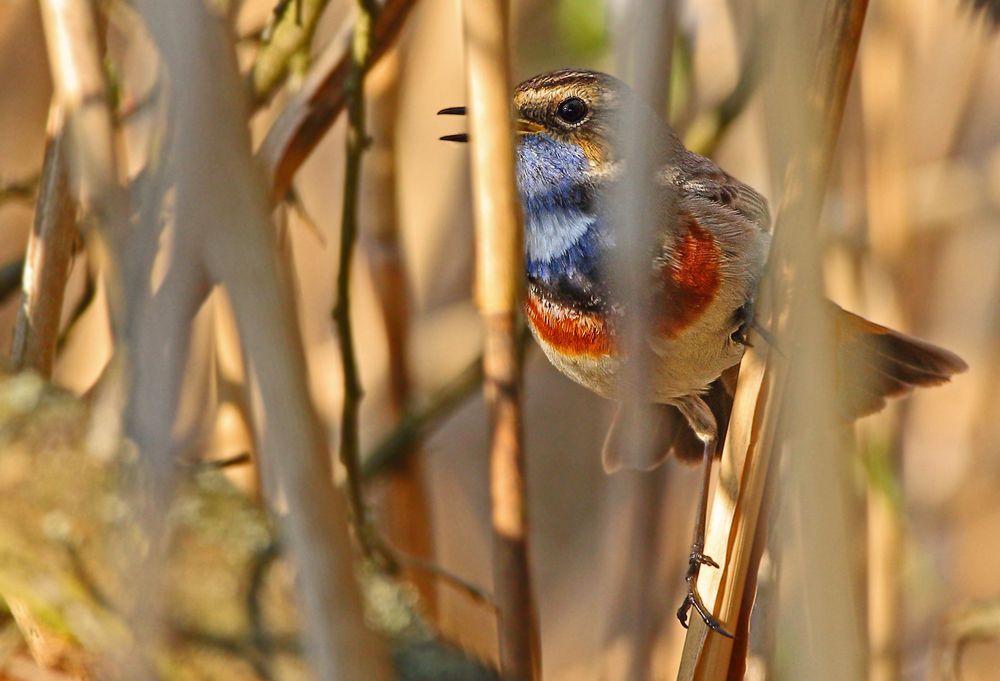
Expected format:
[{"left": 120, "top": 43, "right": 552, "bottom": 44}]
[{"left": 556, "top": 97, "right": 588, "bottom": 124}]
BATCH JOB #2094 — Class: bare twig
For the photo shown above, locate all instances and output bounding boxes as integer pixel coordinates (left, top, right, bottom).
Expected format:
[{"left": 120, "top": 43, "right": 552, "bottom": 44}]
[
  {"left": 257, "top": 0, "right": 420, "bottom": 200},
  {"left": 684, "top": 32, "right": 762, "bottom": 158},
  {"left": 394, "top": 552, "right": 496, "bottom": 612},
  {"left": 460, "top": 0, "right": 540, "bottom": 677},
  {"left": 332, "top": 0, "right": 388, "bottom": 566},
  {"left": 676, "top": 1, "right": 870, "bottom": 679},
  {"left": 11, "top": 117, "right": 77, "bottom": 378},
  {"left": 363, "top": 353, "right": 484, "bottom": 479}
]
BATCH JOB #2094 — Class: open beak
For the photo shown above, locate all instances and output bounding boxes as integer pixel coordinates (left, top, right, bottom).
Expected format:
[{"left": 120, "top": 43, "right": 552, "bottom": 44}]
[
  {"left": 437, "top": 106, "right": 544, "bottom": 142},
  {"left": 437, "top": 106, "right": 469, "bottom": 142}
]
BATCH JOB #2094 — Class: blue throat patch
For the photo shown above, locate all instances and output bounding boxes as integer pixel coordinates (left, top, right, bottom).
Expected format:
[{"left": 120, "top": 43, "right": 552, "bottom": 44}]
[{"left": 516, "top": 135, "right": 604, "bottom": 285}]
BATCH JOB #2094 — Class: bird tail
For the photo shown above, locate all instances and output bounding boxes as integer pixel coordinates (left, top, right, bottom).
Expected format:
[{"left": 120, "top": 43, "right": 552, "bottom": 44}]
[
  {"left": 603, "top": 304, "right": 967, "bottom": 472},
  {"left": 830, "top": 302, "right": 968, "bottom": 418}
]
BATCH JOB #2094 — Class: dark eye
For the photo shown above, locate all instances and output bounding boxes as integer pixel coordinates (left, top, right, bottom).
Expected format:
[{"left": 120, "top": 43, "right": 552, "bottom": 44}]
[{"left": 556, "top": 97, "right": 588, "bottom": 124}]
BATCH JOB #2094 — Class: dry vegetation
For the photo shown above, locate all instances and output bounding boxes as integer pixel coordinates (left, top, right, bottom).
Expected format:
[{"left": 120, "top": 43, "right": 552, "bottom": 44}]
[{"left": 0, "top": 0, "right": 997, "bottom": 680}]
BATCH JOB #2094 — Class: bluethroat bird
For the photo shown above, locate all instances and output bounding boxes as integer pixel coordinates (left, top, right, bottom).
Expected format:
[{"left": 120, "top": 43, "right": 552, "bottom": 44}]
[{"left": 440, "top": 69, "right": 967, "bottom": 636}]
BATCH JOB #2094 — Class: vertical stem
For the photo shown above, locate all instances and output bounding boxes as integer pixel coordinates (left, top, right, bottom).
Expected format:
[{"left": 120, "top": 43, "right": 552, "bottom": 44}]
[
  {"left": 363, "top": 50, "right": 438, "bottom": 612},
  {"left": 130, "top": 3, "right": 392, "bottom": 679},
  {"left": 11, "top": 115, "right": 76, "bottom": 378},
  {"left": 676, "top": 0, "right": 871, "bottom": 679},
  {"left": 461, "top": 0, "right": 540, "bottom": 677},
  {"left": 485, "top": 312, "right": 538, "bottom": 680},
  {"left": 333, "top": 0, "right": 383, "bottom": 560}
]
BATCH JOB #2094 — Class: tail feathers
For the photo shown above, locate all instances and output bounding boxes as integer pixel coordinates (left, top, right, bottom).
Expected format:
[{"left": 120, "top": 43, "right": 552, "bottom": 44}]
[{"left": 831, "top": 304, "right": 968, "bottom": 419}]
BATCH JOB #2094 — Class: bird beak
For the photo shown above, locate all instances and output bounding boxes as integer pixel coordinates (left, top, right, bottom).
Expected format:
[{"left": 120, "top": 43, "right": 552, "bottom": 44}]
[
  {"left": 437, "top": 106, "right": 544, "bottom": 142},
  {"left": 438, "top": 106, "right": 469, "bottom": 143}
]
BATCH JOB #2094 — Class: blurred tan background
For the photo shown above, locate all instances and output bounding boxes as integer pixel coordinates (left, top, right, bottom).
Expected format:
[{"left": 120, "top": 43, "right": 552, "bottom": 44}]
[{"left": 1, "top": 0, "right": 998, "bottom": 679}]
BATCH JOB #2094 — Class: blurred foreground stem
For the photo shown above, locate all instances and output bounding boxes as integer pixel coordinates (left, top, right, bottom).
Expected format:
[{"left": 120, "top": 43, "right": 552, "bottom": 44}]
[{"left": 676, "top": 1, "right": 870, "bottom": 679}]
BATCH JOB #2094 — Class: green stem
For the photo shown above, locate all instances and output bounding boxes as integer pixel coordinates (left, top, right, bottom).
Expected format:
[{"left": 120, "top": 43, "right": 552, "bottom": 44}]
[{"left": 334, "top": 0, "right": 381, "bottom": 563}]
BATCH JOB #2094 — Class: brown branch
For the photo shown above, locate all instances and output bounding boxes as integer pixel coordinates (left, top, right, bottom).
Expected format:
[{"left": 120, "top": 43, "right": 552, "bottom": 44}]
[
  {"left": 331, "top": 0, "right": 388, "bottom": 569},
  {"left": 460, "top": 0, "right": 540, "bottom": 677},
  {"left": 363, "top": 353, "right": 484, "bottom": 479},
  {"left": 257, "top": 0, "right": 420, "bottom": 200},
  {"left": 10, "top": 117, "right": 77, "bottom": 378}
]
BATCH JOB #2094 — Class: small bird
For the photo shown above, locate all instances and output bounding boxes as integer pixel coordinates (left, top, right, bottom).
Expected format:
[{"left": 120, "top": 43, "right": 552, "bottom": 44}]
[{"left": 440, "top": 68, "right": 967, "bottom": 636}]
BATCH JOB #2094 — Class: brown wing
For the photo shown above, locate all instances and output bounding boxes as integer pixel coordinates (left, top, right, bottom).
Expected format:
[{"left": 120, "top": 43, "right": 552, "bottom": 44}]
[{"left": 676, "top": 151, "right": 772, "bottom": 234}]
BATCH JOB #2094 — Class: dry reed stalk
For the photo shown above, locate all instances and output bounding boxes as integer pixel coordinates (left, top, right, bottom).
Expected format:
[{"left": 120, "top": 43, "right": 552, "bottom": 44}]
[
  {"left": 129, "top": 3, "right": 391, "bottom": 679},
  {"left": 258, "top": 0, "right": 420, "bottom": 201},
  {"left": 10, "top": 115, "right": 76, "bottom": 378},
  {"left": 460, "top": 0, "right": 540, "bottom": 677},
  {"left": 607, "top": 0, "right": 678, "bottom": 468},
  {"left": 676, "top": 1, "right": 870, "bottom": 679},
  {"left": 362, "top": 50, "right": 438, "bottom": 612}
]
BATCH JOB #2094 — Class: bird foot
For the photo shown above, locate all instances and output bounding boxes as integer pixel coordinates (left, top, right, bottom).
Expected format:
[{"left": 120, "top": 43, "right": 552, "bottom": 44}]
[{"left": 675, "top": 548, "right": 734, "bottom": 638}]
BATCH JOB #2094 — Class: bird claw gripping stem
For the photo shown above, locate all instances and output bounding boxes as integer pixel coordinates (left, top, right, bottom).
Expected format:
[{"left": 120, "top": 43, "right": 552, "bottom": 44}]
[{"left": 676, "top": 547, "right": 733, "bottom": 638}]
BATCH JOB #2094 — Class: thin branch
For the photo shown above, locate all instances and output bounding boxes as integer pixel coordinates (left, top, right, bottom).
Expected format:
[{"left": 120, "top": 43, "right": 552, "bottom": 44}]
[
  {"left": 684, "top": 30, "right": 763, "bottom": 158},
  {"left": 332, "top": 0, "right": 387, "bottom": 566},
  {"left": 460, "top": 0, "right": 540, "bottom": 677},
  {"left": 363, "top": 353, "right": 484, "bottom": 479},
  {"left": 11, "top": 117, "right": 77, "bottom": 378},
  {"left": 395, "top": 553, "right": 497, "bottom": 612},
  {"left": 257, "top": 0, "right": 420, "bottom": 201}
]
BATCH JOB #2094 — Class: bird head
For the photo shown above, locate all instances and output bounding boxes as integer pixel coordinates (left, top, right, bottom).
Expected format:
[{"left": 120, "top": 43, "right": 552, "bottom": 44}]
[
  {"left": 511, "top": 69, "right": 627, "bottom": 165},
  {"left": 439, "top": 69, "right": 674, "bottom": 271},
  {"left": 440, "top": 69, "right": 671, "bottom": 163}
]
